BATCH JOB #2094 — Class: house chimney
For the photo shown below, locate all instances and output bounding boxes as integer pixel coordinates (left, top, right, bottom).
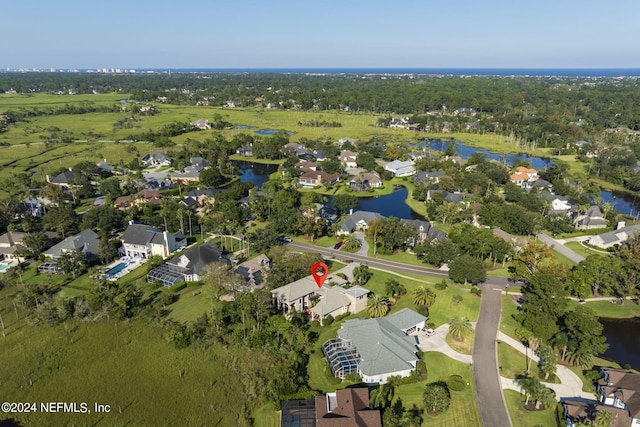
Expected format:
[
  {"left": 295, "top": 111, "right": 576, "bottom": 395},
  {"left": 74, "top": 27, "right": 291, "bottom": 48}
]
[
  {"left": 617, "top": 221, "right": 626, "bottom": 230},
  {"left": 349, "top": 208, "right": 353, "bottom": 215}
]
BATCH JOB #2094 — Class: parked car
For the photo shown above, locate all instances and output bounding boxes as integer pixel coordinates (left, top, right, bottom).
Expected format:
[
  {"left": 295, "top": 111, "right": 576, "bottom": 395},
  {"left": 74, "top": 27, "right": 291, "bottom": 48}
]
[
  {"left": 333, "top": 241, "right": 344, "bottom": 250},
  {"left": 281, "top": 237, "right": 292, "bottom": 243}
]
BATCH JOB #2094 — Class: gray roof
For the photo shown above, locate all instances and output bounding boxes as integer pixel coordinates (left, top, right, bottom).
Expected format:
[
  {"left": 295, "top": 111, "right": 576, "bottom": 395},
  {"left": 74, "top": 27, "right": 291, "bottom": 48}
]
[
  {"left": 172, "top": 165, "right": 203, "bottom": 179},
  {"left": 338, "top": 309, "right": 424, "bottom": 377},
  {"left": 345, "top": 286, "right": 369, "bottom": 299},
  {"left": 49, "top": 170, "right": 75, "bottom": 184},
  {"left": 594, "top": 224, "right": 640, "bottom": 245},
  {"left": 142, "top": 152, "right": 172, "bottom": 163},
  {"left": 96, "top": 160, "right": 113, "bottom": 173},
  {"left": 340, "top": 210, "right": 384, "bottom": 233},
  {"left": 121, "top": 224, "right": 166, "bottom": 246},
  {"left": 412, "top": 171, "right": 444, "bottom": 184},
  {"left": 428, "top": 190, "right": 466, "bottom": 204},
  {"left": 385, "top": 308, "right": 428, "bottom": 331},
  {"left": 167, "top": 243, "right": 220, "bottom": 275},
  {"left": 45, "top": 229, "right": 99, "bottom": 259}
]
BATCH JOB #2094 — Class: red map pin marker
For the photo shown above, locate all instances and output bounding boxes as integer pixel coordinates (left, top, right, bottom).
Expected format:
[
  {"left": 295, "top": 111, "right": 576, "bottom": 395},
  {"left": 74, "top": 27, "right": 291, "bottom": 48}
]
[{"left": 311, "top": 262, "right": 329, "bottom": 288}]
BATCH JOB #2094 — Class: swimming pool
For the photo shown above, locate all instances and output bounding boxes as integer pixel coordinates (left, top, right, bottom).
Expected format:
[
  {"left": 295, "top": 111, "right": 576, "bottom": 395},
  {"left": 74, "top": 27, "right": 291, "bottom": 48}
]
[
  {"left": 0, "top": 262, "right": 10, "bottom": 272},
  {"left": 106, "top": 262, "right": 128, "bottom": 276}
]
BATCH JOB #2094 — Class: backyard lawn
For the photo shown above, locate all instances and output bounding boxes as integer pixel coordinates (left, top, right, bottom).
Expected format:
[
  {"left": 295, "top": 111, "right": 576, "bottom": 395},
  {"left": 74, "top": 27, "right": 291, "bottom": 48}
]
[{"left": 503, "top": 389, "right": 558, "bottom": 427}]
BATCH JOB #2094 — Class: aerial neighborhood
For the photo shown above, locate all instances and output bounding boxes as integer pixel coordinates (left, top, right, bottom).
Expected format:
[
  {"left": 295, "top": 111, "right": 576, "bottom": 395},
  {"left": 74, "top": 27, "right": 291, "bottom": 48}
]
[{"left": 1, "top": 72, "right": 640, "bottom": 427}]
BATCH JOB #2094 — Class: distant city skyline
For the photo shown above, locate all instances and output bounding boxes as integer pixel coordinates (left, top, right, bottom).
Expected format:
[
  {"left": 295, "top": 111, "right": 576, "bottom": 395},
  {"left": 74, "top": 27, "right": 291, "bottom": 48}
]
[{"left": 3, "top": 0, "right": 640, "bottom": 69}]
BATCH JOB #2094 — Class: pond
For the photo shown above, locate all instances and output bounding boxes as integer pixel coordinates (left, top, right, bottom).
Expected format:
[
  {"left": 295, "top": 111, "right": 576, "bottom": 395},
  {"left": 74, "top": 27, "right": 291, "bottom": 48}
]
[
  {"left": 255, "top": 129, "right": 296, "bottom": 135},
  {"left": 600, "top": 190, "right": 640, "bottom": 217},
  {"left": 232, "top": 161, "right": 424, "bottom": 220},
  {"left": 235, "top": 161, "right": 278, "bottom": 189},
  {"left": 328, "top": 187, "right": 425, "bottom": 221},
  {"left": 600, "top": 317, "right": 640, "bottom": 370}
]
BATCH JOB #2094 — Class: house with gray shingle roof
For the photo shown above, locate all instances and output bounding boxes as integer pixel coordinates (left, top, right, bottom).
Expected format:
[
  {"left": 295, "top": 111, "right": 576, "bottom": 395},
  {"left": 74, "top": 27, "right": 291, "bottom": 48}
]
[
  {"left": 384, "top": 160, "right": 415, "bottom": 177},
  {"left": 412, "top": 171, "right": 445, "bottom": 185},
  {"left": 310, "top": 284, "right": 370, "bottom": 326},
  {"left": 44, "top": 229, "right": 100, "bottom": 260},
  {"left": 323, "top": 308, "right": 426, "bottom": 384},
  {"left": 576, "top": 206, "right": 608, "bottom": 230},
  {"left": 141, "top": 152, "right": 172, "bottom": 166},
  {"left": 47, "top": 170, "right": 76, "bottom": 188},
  {"left": 121, "top": 224, "right": 184, "bottom": 259},
  {"left": 338, "top": 211, "right": 384, "bottom": 235},
  {"left": 147, "top": 243, "right": 220, "bottom": 286},
  {"left": 588, "top": 223, "right": 640, "bottom": 249}
]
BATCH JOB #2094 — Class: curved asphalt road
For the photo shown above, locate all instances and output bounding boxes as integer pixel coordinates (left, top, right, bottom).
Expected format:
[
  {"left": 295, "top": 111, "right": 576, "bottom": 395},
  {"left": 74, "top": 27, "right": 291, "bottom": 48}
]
[{"left": 287, "top": 241, "right": 512, "bottom": 427}]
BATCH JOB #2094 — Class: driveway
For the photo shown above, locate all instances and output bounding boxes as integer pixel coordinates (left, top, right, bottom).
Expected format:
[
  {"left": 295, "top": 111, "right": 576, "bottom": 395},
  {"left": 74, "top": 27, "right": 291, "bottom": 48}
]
[
  {"left": 474, "top": 283, "right": 512, "bottom": 427},
  {"left": 536, "top": 233, "right": 585, "bottom": 263},
  {"left": 414, "top": 323, "right": 473, "bottom": 364},
  {"left": 352, "top": 231, "right": 369, "bottom": 256}
]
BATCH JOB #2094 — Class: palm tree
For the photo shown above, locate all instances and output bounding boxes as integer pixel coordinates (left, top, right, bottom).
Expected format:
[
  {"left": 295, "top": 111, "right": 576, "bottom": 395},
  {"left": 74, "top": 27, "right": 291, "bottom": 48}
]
[
  {"left": 367, "top": 293, "right": 390, "bottom": 318},
  {"left": 517, "top": 376, "right": 539, "bottom": 405},
  {"left": 353, "top": 265, "right": 372, "bottom": 286},
  {"left": 595, "top": 409, "right": 612, "bottom": 427},
  {"left": 342, "top": 234, "right": 361, "bottom": 251},
  {"left": 412, "top": 286, "right": 436, "bottom": 308},
  {"left": 449, "top": 316, "right": 472, "bottom": 341}
]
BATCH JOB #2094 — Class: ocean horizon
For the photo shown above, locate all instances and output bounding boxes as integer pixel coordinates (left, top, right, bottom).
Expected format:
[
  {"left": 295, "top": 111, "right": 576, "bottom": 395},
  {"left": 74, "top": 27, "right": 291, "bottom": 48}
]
[{"left": 112, "top": 67, "right": 640, "bottom": 77}]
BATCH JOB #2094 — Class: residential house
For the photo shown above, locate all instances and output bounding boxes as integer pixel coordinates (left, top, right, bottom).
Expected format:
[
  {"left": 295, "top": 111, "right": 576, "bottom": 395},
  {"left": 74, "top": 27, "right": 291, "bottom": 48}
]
[
  {"left": 271, "top": 272, "right": 338, "bottom": 314},
  {"left": 147, "top": 243, "right": 221, "bottom": 286},
  {"left": 315, "top": 388, "right": 382, "bottom": 427},
  {"left": 190, "top": 119, "right": 211, "bottom": 130},
  {"left": 310, "top": 284, "right": 370, "bottom": 326},
  {"left": 539, "top": 191, "right": 575, "bottom": 216},
  {"left": 426, "top": 190, "right": 466, "bottom": 204},
  {"left": 575, "top": 206, "right": 608, "bottom": 230},
  {"left": 232, "top": 254, "right": 271, "bottom": 289},
  {"left": 384, "top": 160, "right": 415, "bottom": 177},
  {"left": 524, "top": 179, "right": 553, "bottom": 192},
  {"left": 236, "top": 144, "right": 253, "bottom": 157},
  {"left": 314, "top": 203, "right": 338, "bottom": 224},
  {"left": 24, "top": 197, "right": 54, "bottom": 217},
  {"left": 339, "top": 211, "right": 384, "bottom": 234},
  {"left": 283, "top": 142, "right": 307, "bottom": 157},
  {"left": 0, "top": 231, "right": 27, "bottom": 261},
  {"left": 389, "top": 117, "right": 408, "bottom": 129},
  {"left": 96, "top": 159, "right": 113, "bottom": 174},
  {"left": 114, "top": 189, "right": 164, "bottom": 209},
  {"left": 294, "top": 161, "right": 321, "bottom": 173},
  {"left": 509, "top": 166, "right": 539, "bottom": 187},
  {"left": 339, "top": 150, "right": 358, "bottom": 168},
  {"left": 336, "top": 137, "right": 356, "bottom": 147},
  {"left": 596, "top": 368, "right": 640, "bottom": 425},
  {"left": 588, "top": 223, "right": 640, "bottom": 249},
  {"left": 349, "top": 171, "right": 382, "bottom": 191},
  {"left": 402, "top": 219, "right": 447, "bottom": 245},
  {"left": 298, "top": 171, "right": 341, "bottom": 188},
  {"left": 179, "top": 196, "right": 198, "bottom": 211},
  {"left": 322, "top": 308, "right": 426, "bottom": 384},
  {"left": 43, "top": 229, "right": 100, "bottom": 260},
  {"left": 185, "top": 188, "right": 220, "bottom": 207},
  {"left": 310, "top": 149, "right": 327, "bottom": 162},
  {"left": 190, "top": 157, "right": 211, "bottom": 168},
  {"left": 144, "top": 177, "right": 173, "bottom": 190},
  {"left": 170, "top": 165, "right": 204, "bottom": 183},
  {"left": 141, "top": 152, "right": 172, "bottom": 166},
  {"left": 412, "top": 171, "right": 445, "bottom": 185},
  {"left": 47, "top": 170, "right": 76, "bottom": 189},
  {"left": 120, "top": 223, "right": 185, "bottom": 260},
  {"left": 563, "top": 400, "right": 630, "bottom": 427}
]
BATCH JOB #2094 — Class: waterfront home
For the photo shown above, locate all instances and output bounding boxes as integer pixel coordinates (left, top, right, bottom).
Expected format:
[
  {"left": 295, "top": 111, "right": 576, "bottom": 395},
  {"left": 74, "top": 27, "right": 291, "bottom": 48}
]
[
  {"left": 384, "top": 160, "right": 415, "bottom": 177},
  {"left": 575, "top": 206, "right": 608, "bottom": 230},
  {"left": 338, "top": 210, "right": 384, "bottom": 234},
  {"left": 349, "top": 171, "right": 382, "bottom": 191},
  {"left": 298, "top": 171, "right": 341, "bottom": 188}
]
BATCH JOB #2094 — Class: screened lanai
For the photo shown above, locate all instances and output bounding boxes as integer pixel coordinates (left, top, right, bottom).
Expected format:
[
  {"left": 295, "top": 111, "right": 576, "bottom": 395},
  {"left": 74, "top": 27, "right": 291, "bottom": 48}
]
[
  {"left": 147, "top": 264, "right": 188, "bottom": 287},
  {"left": 322, "top": 338, "right": 360, "bottom": 379}
]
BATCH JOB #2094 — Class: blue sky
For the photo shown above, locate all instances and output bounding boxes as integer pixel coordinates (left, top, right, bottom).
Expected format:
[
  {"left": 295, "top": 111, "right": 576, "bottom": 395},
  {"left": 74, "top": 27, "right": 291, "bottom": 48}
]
[{"left": 3, "top": 0, "right": 640, "bottom": 69}]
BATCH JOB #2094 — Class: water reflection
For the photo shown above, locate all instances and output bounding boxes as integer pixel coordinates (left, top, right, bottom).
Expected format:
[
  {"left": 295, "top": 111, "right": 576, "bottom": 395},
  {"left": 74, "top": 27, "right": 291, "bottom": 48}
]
[{"left": 600, "top": 317, "right": 640, "bottom": 370}]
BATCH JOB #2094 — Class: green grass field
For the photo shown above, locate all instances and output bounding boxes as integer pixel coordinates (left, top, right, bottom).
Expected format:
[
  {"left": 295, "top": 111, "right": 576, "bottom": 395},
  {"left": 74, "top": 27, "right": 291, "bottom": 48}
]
[
  {"left": 0, "top": 282, "right": 270, "bottom": 426},
  {"left": 503, "top": 389, "right": 558, "bottom": 427},
  {"left": 395, "top": 352, "right": 480, "bottom": 427}
]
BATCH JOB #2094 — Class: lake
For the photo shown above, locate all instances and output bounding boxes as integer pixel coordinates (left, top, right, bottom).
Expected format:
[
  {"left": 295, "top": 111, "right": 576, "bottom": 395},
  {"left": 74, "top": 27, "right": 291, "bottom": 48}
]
[
  {"left": 600, "top": 317, "right": 640, "bottom": 370},
  {"left": 417, "top": 138, "right": 553, "bottom": 169},
  {"left": 233, "top": 161, "right": 423, "bottom": 220}
]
